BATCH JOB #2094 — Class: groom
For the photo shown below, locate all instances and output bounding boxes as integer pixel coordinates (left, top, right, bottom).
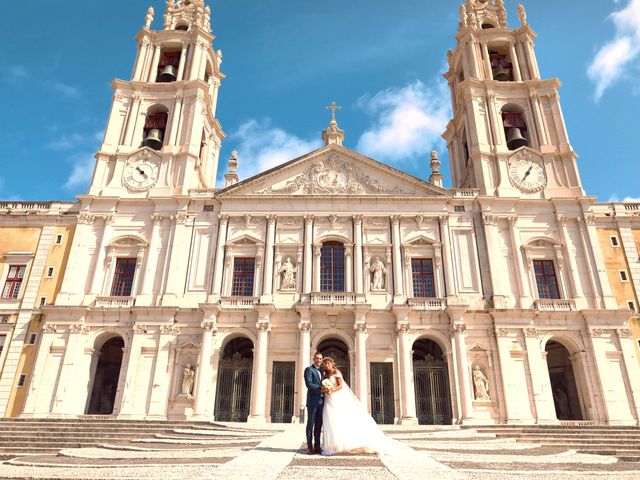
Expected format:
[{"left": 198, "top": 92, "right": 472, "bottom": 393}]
[{"left": 303, "top": 351, "right": 324, "bottom": 454}]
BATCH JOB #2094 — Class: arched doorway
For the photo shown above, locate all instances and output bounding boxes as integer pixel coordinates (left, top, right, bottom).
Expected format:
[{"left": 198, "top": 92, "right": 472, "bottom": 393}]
[
  {"left": 317, "top": 338, "right": 350, "bottom": 386},
  {"left": 215, "top": 337, "right": 253, "bottom": 422},
  {"left": 87, "top": 336, "right": 124, "bottom": 415},
  {"left": 545, "top": 340, "right": 584, "bottom": 420},
  {"left": 413, "top": 338, "right": 452, "bottom": 425}
]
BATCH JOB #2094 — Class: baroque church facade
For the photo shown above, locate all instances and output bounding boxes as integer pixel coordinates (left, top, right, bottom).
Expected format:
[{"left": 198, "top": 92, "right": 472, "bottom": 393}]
[{"left": 5, "top": 0, "right": 640, "bottom": 425}]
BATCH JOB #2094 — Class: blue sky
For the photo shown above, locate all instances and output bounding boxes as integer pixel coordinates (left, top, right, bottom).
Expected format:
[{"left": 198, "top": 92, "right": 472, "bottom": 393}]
[{"left": 2, "top": 0, "right": 639, "bottom": 202}]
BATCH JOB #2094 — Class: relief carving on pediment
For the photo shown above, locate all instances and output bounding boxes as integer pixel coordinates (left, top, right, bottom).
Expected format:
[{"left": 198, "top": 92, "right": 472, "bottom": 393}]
[{"left": 258, "top": 156, "right": 411, "bottom": 195}]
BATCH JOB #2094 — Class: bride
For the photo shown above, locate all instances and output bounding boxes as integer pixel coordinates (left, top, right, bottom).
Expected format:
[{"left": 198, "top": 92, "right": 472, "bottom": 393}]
[{"left": 320, "top": 357, "right": 407, "bottom": 456}]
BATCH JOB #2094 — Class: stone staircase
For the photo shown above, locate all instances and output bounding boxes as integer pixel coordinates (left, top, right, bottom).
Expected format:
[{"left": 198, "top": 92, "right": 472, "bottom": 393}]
[
  {"left": 465, "top": 425, "right": 640, "bottom": 461},
  {"left": 0, "top": 418, "right": 210, "bottom": 459}
]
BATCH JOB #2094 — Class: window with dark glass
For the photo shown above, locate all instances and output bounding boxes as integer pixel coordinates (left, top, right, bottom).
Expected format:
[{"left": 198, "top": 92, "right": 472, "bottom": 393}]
[
  {"left": 231, "top": 257, "right": 255, "bottom": 296},
  {"left": 2, "top": 265, "right": 26, "bottom": 300},
  {"left": 411, "top": 258, "right": 436, "bottom": 298},
  {"left": 110, "top": 258, "right": 137, "bottom": 297},
  {"left": 533, "top": 260, "right": 560, "bottom": 299},
  {"left": 320, "top": 242, "right": 345, "bottom": 292}
]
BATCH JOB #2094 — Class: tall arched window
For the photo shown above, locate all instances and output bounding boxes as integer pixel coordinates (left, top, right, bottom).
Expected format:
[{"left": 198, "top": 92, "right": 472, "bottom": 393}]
[
  {"left": 502, "top": 109, "right": 529, "bottom": 150},
  {"left": 320, "top": 242, "right": 344, "bottom": 292}
]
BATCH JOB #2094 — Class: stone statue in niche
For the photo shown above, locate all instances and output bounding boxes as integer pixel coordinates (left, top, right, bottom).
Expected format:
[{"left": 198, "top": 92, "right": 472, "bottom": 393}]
[
  {"left": 472, "top": 365, "right": 491, "bottom": 400},
  {"left": 279, "top": 257, "right": 297, "bottom": 290},
  {"left": 369, "top": 256, "right": 387, "bottom": 291},
  {"left": 181, "top": 364, "right": 195, "bottom": 396}
]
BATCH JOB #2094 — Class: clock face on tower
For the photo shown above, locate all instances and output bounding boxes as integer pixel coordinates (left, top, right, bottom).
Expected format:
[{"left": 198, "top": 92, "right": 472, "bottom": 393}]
[
  {"left": 123, "top": 158, "right": 160, "bottom": 191},
  {"left": 509, "top": 158, "right": 547, "bottom": 192}
]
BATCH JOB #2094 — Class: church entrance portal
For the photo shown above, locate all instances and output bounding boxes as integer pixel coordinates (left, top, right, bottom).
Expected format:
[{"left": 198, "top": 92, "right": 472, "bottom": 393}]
[
  {"left": 317, "top": 338, "right": 350, "bottom": 387},
  {"left": 546, "top": 340, "right": 584, "bottom": 421},
  {"left": 87, "top": 336, "right": 124, "bottom": 415},
  {"left": 215, "top": 337, "right": 253, "bottom": 422},
  {"left": 413, "top": 339, "right": 452, "bottom": 425}
]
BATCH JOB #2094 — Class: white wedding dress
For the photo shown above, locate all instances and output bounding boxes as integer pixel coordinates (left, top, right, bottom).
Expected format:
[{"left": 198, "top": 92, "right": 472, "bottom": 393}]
[{"left": 321, "top": 371, "right": 404, "bottom": 456}]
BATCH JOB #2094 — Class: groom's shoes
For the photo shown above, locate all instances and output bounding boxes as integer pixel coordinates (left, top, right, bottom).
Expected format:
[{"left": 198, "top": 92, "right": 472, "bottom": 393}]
[
  {"left": 307, "top": 447, "right": 315, "bottom": 455},
  {"left": 313, "top": 447, "right": 322, "bottom": 454}
]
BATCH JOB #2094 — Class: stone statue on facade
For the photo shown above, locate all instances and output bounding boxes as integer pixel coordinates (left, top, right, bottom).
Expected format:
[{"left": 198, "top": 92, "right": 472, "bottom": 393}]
[
  {"left": 181, "top": 364, "right": 195, "bottom": 396},
  {"left": 369, "top": 257, "right": 387, "bottom": 291},
  {"left": 279, "top": 257, "right": 297, "bottom": 290},
  {"left": 518, "top": 4, "right": 527, "bottom": 26},
  {"left": 472, "top": 365, "right": 491, "bottom": 400}
]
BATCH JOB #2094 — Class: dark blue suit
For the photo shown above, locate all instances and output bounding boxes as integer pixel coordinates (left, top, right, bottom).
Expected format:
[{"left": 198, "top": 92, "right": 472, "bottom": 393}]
[{"left": 304, "top": 364, "right": 324, "bottom": 450}]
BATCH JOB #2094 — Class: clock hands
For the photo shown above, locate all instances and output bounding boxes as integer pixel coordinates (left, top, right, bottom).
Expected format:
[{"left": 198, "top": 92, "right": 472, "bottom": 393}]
[
  {"left": 136, "top": 166, "right": 148, "bottom": 179},
  {"left": 521, "top": 165, "right": 533, "bottom": 181}
]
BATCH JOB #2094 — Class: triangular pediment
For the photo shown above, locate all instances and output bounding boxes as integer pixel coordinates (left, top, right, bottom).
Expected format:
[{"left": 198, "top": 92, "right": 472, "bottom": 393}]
[{"left": 218, "top": 145, "right": 448, "bottom": 198}]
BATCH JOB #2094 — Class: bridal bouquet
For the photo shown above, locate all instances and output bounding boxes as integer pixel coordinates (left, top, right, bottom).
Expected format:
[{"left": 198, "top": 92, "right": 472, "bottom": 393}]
[{"left": 321, "top": 379, "right": 332, "bottom": 394}]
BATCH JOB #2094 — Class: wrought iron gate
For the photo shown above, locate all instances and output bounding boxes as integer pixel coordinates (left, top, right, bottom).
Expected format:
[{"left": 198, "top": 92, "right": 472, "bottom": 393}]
[
  {"left": 270, "top": 362, "right": 295, "bottom": 423},
  {"left": 214, "top": 359, "right": 252, "bottom": 422},
  {"left": 414, "top": 361, "right": 451, "bottom": 425},
  {"left": 370, "top": 362, "right": 395, "bottom": 424}
]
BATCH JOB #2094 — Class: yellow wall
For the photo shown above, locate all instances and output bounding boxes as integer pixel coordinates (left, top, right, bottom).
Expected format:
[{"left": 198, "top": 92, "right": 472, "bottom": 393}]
[{"left": 5, "top": 226, "right": 75, "bottom": 417}]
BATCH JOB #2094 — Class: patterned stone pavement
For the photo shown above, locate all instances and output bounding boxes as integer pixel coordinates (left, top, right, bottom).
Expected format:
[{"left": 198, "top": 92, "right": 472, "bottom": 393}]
[{"left": 0, "top": 423, "right": 639, "bottom": 479}]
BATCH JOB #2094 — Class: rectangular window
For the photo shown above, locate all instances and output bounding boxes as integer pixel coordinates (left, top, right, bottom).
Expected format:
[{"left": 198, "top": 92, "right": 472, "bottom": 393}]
[
  {"left": 2, "top": 265, "right": 26, "bottom": 299},
  {"left": 46, "top": 267, "right": 55, "bottom": 278},
  {"left": 110, "top": 258, "right": 137, "bottom": 297},
  {"left": 320, "top": 242, "right": 345, "bottom": 292},
  {"left": 39, "top": 297, "right": 47, "bottom": 307},
  {"left": 0, "top": 315, "right": 9, "bottom": 324},
  {"left": 17, "top": 374, "right": 26, "bottom": 388},
  {"left": 0, "top": 335, "right": 5, "bottom": 355},
  {"left": 231, "top": 257, "right": 255, "bottom": 296},
  {"left": 620, "top": 270, "right": 629, "bottom": 282},
  {"left": 55, "top": 234, "right": 63, "bottom": 245},
  {"left": 28, "top": 333, "right": 37, "bottom": 345},
  {"left": 411, "top": 258, "right": 436, "bottom": 298},
  {"left": 454, "top": 206, "right": 465, "bottom": 213},
  {"left": 610, "top": 236, "right": 619, "bottom": 247},
  {"left": 628, "top": 301, "right": 637, "bottom": 312},
  {"left": 533, "top": 260, "right": 561, "bottom": 299}
]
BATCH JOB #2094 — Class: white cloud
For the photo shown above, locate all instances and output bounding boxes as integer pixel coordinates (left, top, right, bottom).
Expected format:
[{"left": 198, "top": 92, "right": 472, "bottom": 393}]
[
  {"left": 356, "top": 80, "right": 450, "bottom": 167},
  {"left": 588, "top": 0, "right": 640, "bottom": 101},
  {"left": 53, "top": 82, "right": 80, "bottom": 98},
  {"left": 64, "top": 152, "right": 96, "bottom": 192},
  {"left": 228, "top": 119, "right": 321, "bottom": 181}
]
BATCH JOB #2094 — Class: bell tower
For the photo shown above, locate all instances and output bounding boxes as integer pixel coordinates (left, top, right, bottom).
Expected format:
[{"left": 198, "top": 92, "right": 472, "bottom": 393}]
[
  {"left": 443, "top": 1, "right": 583, "bottom": 198},
  {"left": 89, "top": 0, "right": 225, "bottom": 197}
]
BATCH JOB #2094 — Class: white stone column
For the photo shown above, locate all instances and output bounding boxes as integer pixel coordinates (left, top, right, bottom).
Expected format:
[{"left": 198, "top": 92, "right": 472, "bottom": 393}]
[
  {"left": 556, "top": 215, "right": 584, "bottom": 303},
  {"left": 523, "top": 38, "right": 540, "bottom": 79},
  {"left": 313, "top": 245, "right": 321, "bottom": 292},
  {"left": 124, "top": 95, "right": 142, "bottom": 147},
  {"left": 582, "top": 213, "right": 617, "bottom": 309},
  {"left": 507, "top": 216, "right": 532, "bottom": 308},
  {"left": 618, "top": 328, "right": 640, "bottom": 423},
  {"left": 483, "top": 214, "right": 506, "bottom": 308},
  {"left": 530, "top": 94, "right": 548, "bottom": 146},
  {"left": 303, "top": 215, "right": 314, "bottom": 295},
  {"left": 189, "top": 41, "right": 203, "bottom": 80},
  {"left": 51, "top": 329, "right": 85, "bottom": 416},
  {"left": 177, "top": 43, "right": 188, "bottom": 81},
  {"left": 354, "top": 215, "right": 364, "bottom": 295},
  {"left": 149, "top": 42, "right": 162, "bottom": 82},
  {"left": 439, "top": 215, "right": 456, "bottom": 298},
  {"left": 575, "top": 217, "right": 601, "bottom": 308},
  {"left": 167, "top": 94, "right": 183, "bottom": 146},
  {"left": 249, "top": 307, "right": 272, "bottom": 424},
  {"left": 297, "top": 310, "right": 311, "bottom": 422},
  {"left": 139, "top": 215, "right": 164, "bottom": 303},
  {"left": 481, "top": 42, "right": 492, "bottom": 80},
  {"left": 468, "top": 40, "right": 481, "bottom": 79},
  {"left": 452, "top": 323, "right": 474, "bottom": 422},
  {"left": 395, "top": 310, "right": 417, "bottom": 424},
  {"left": 117, "top": 328, "right": 145, "bottom": 417},
  {"left": 262, "top": 215, "right": 277, "bottom": 301},
  {"left": 21, "top": 327, "right": 57, "bottom": 417},
  {"left": 354, "top": 310, "right": 368, "bottom": 404},
  {"left": 210, "top": 214, "right": 229, "bottom": 300},
  {"left": 523, "top": 329, "right": 558, "bottom": 423},
  {"left": 391, "top": 215, "right": 404, "bottom": 302},
  {"left": 509, "top": 41, "right": 523, "bottom": 81},
  {"left": 193, "top": 319, "right": 216, "bottom": 419},
  {"left": 162, "top": 213, "right": 192, "bottom": 304},
  {"left": 486, "top": 92, "right": 501, "bottom": 147},
  {"left": 147, "top": 324, "right": 179, "bottom": 418},
  {"left": 89, "top": 215, "right": 114, "bottom": 296},
  {"left": 548, "top": 92, "right": 570, "bottom": 147},
  {"left": 133, "top": 39, "right": 150, "bottom": 81}
]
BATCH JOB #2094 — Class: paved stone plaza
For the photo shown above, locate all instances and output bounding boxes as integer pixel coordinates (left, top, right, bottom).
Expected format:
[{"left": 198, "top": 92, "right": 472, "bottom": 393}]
[{"left": 0, "top": 423, "right": 639, "bottom": 480}]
